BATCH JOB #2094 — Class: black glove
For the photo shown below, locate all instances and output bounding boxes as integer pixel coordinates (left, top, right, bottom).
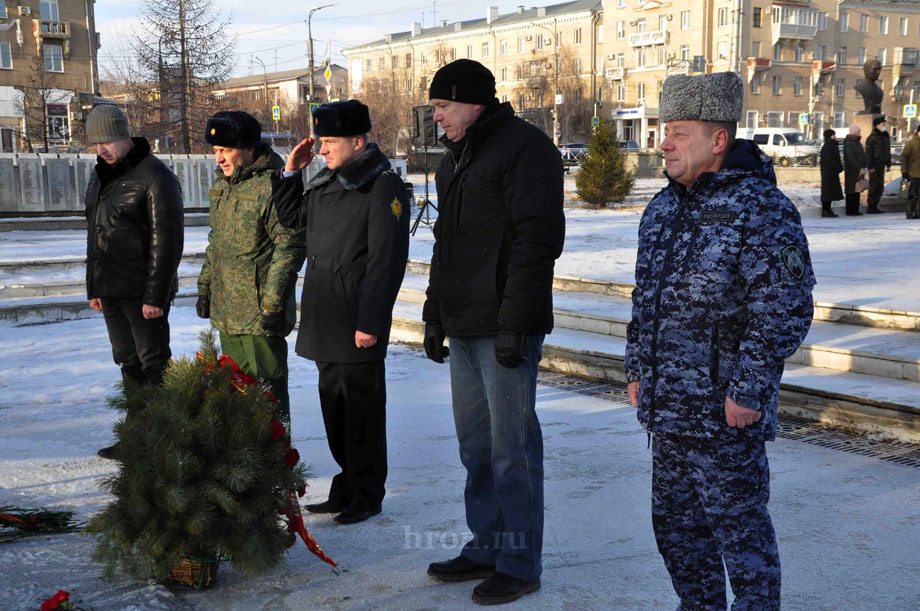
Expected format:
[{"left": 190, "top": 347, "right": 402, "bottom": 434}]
[
  {"left": 423, "top": 322, "right": 449, "bottom": 363},
  {"left": 196, "top": 294, "right": 210, "bottom": 319},
  {"left": 261, "top": 308, "right": 285, "bottom": 335},
  {"left": 494, "top": 329, "right": 524, "bottom": 369}
]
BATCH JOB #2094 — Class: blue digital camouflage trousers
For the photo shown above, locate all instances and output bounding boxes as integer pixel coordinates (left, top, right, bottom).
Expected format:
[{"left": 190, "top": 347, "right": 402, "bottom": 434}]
[{"left": 652, "top": 432, "right": 780, "bottom": 610}]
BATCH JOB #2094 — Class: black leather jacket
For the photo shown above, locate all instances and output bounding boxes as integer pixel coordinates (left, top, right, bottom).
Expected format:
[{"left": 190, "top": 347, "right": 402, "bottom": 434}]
[{"left": 85, "top": 137, "right": 184, "bottom": 307}]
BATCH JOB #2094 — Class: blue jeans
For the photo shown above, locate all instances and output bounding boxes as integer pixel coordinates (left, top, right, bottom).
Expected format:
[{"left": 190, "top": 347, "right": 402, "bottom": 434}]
[{"left": 449, "top": 334, "right": 545, "bottom": 581}]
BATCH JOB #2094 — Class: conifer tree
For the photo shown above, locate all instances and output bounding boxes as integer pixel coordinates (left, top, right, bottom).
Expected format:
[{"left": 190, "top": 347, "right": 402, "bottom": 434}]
[
  {"left": 87, "top": 331, "right": 307, "bottom": 581},
  {"left": 575, "top": 119, "right": 635, "bottom": 209}
]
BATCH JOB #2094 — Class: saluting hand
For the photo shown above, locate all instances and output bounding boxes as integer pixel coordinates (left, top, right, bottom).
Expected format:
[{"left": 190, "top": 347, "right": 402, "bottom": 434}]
[
  {"left": 725, "top": 396, "right": 762, "bottom": 429},
  {"left": 285, "top": 138, "right": 315, "bottom": 172}
]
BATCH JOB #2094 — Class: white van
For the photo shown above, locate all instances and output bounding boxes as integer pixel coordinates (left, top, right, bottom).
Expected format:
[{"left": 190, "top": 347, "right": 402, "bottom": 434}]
[{"left": 735, "top": 127, "right": 820, "bottom": 166}]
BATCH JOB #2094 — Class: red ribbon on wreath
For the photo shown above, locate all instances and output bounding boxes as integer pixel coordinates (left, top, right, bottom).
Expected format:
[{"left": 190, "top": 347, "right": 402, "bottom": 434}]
[{"left": 196, "top": 352, "right": 337, "bottom": 573}]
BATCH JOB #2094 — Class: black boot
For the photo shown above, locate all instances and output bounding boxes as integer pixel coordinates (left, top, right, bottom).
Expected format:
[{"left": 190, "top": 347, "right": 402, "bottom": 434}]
[
  {"left": 428, "top": 556, "right": 495, "bottom": 582},
  {"left": 821, "top": 202, "right": 838, "bottom": 217},
  {"left": 471, "top": 572, "right": 541, "bottom": 605}
]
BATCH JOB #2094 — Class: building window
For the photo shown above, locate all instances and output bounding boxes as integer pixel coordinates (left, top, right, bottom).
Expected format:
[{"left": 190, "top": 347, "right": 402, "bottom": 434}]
[
  {"left": 772, "top": 75, "right": 781, "bottom": 94},
  {"left": 774, "top": 44, "right": 782, "bottom": 61},
  {"left": 818, "top": 12, "right": 827, "bottom": 31},
  {"left": 501, "top": 40, "right": 508, "bottom": 55},
  {"left": 680, "top": 44, "right": 690, "bottom": 62},
  {"left": 482, "top": 42, "right": 490, "bottom": 57},
  {"left": 44, "top": 43, "right": 63, "bottom": 72},
  {"left": 0, "top": 3, "right": 6, "bottom": 18},
  {"left": 500, "top": 67, "right": 507, "bottom": 81},
  {"left": 618, "top": 0, "right": 625, "bottom": 6},
  {"left": 768, "top": 111, "right": 782, "bottom": 127},
  {"left": 746, "top": 110, "right": 758, "bottom": 128},
  {"left": 753, "top": 8, "right": 761, "bottom": 28},
  {"left": 47, "top": 104, "right": 69, "bottom": 143},
  {"left": 406, "top": 53, "right": 412, "bottom": 67},
  {"left": 450, "top": 48, "right": 456, "bottom": 61},
  {"left": 638, "top": 82, "right": 646, "bottom": 101},
  {"left": 40, "top": 0, "right": 59, "bottom": 21},
  {"left": 717, "top": 41, "right": 728, "bottom": 61},
  {"left": 365, "top": 59, "right": 372, "bottom": 71},
  {"left": 835, "top": 79, "right": 844, "bottom": 98},
  {"left": 658, "top": 47, "right": 666, "bottom": 66},
  {"left": 392, "top": 56, "right": 398, "bottom": 69},
  {"left": 555, "top": 32, "right": 561, "bottom": 47},
  {"left": 880, "top": 15, "right": 888, "bottom": 35},
  {"left": 681, "top": 11, "right": 690, "bottom": 30},
  {"left": 878, "top": 47, "right": 887, "bottom": 65},
  {"left": 636, "top": 48, "right": 646, "bottom": 68},
  {"left": 794, "top": 76, "right": 803, "bottom": 96},
  {"left": 617, "top": 21, "right": 625, "bottom": 40},
  {"left": 817, "top": 45, "right": 826, "bottom": 60},
  {"left": 537, "top": 34, "right": 545, "bottom": 50},
  {"left": 575, "top": 88, "right": 582, "bottom": 103},
  {"left": 0, "top": 42, "right": 11, "bottom": 69},
  {"left": 574, "top": 28, "right": 582, "bottom": 44},
  {"left": 379, "top": 57, "right": 385, "bottom": 70},
  {"left": 574, "top": 57, "right": 582, "bottom": 73},
  {"left": 421, "top": 52, "right": 427, "bottom": 65},
  {"left": 815, "top": 81, "right": 824, "bottom": 97},
  {"left": 616, "top": 53, "right": 625, "bottom": 67},
  {"left": 466, "top": 45, "right": 472, "bottom": 58},
  {"left": 839, "top": 12, "right": 848, "bottom": 32},
  {"left": 858, "top": 47, "right": 866, "bottom": 66},
  {"left": 518, "top": 37, "right": 525, "bottom": 53},
  {"left": 900, "top": 17, "right": 909, "bottom": 36},
  {"left": 751, "top": 41, "right": 760, "bottom": 58},
  {"left": 718, "top": 8, "right": 728, "bottom": 27},
  {"left": 616, "top": 84, "right": 625, "bottom": 101},
  {"left": 659, "top": 15, "right": 668, "bottom": 32},
  {"left": 837, "top": 47, "right": 846, "bottom": 65},
  {"left": 859, "top": 14, "right": 867, "bottom": 33},
  {"left": 518, "top": 93, "right": 525, "bottom": 109},
  {"left": 834, "top": 111, "right": 845, "bottom": 128},
  {"left": 795, "top": 45, "right": 803, "bottom": 62},
  {"left": 636, "top": 18, "right": 646, "bottom": 33},
  {"left": 750, "top": 75, "right": 760, "bottom": 94},
  {"left": 420, "top": 76, "right": 427, "bottom": 90}
]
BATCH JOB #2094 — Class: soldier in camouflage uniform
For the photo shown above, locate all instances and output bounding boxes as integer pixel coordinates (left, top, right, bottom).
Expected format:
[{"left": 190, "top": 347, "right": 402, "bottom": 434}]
[
  {"left": 197, "top": 111, "right": 306, "bottom": 421},
  {"left": 625, "top": 73, "right": 816, "bottom": 610}
]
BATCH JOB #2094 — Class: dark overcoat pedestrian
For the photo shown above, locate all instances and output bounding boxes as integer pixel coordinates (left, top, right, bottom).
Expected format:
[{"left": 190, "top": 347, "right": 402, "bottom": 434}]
[
  {"left": 819, "top": 139, "right": 844, "bottom": 202},
  {"left": 843, "top": 135, "right": 866, "bottom": 195}
]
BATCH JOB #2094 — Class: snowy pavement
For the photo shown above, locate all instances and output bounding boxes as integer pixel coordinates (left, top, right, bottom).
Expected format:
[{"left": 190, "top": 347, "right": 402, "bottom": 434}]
[{"left": 1, "top": 306, "right": 919, "bottom": 610}]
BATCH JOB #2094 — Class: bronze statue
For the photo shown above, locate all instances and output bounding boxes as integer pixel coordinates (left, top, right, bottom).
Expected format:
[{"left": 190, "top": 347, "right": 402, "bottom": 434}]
[{"left": 854, "top": 59, "right": 883, "bottom": 115}]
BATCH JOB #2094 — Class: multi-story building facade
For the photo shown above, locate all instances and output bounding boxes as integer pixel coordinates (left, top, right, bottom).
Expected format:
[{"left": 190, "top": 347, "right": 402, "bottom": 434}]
[
  {"left": 343, "top": 1, "right": 603, "bottom": 146},
  {"left": 600, "top": 0, "right": 920, "bottom": 148},
  {"left": 213, "top": 65, "right": 348, "bottom": 120},
  {"left": 0, "top": 0, "right": 101, "bottom": 152}
]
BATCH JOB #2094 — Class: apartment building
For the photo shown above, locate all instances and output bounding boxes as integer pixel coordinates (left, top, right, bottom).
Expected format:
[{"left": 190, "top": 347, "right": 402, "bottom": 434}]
[
  {"left": 601, "top": 0, "right": 920, "bottom": 148},
  {"left": 0, "top": 0, "right": 101, "bottom": 152},
  {"left": 343, "top": 1, "right": 603, "bottom": 144},
  {"left": 213, "top": 65, "right": 348, "bottom": 118}
]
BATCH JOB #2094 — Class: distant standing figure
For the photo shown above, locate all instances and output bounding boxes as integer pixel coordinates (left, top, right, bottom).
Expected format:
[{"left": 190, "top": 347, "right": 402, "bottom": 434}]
[
  {"left": 900, "top": 123, "right": 920, "bottom": 219},
  {"left": 864, "top": 115, "right": 891, "bottom": 214},
  {"left": 843, "top": 124, "right": 867, "bottom": 216},
  {"left": 84, "top": 104, "right": 184, "bottom": 459},
  {"left": 819, "top": 129, "right": 842, "bottom": 217}
]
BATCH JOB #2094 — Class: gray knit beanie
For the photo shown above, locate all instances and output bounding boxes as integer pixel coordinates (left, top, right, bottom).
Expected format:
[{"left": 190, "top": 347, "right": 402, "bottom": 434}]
[
  {"left": 660, "top": 72, "right": 744, "bottom": 123},
  {"left": 86, "top": 104, "right": 131, "bottom": 144}
]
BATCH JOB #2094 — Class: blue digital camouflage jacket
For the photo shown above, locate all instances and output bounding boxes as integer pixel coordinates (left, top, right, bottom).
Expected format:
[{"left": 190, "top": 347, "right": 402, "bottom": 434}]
[{"left": 625, "top": 139, "right": 816, "bottom": 441}]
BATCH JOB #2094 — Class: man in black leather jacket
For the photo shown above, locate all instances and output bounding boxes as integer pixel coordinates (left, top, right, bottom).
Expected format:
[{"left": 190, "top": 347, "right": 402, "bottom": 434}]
[
  {"left": 422, "top": 60, "right": 565, "bottom": 605},
  {"left": 84, "top": 104, "right": 184, "bottom": 459}
]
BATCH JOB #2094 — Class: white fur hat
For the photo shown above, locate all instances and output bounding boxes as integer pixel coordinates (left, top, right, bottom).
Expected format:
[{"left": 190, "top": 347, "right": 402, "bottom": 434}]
[{"left": 659, "top": 72, "right": 744, "bottom": 123}]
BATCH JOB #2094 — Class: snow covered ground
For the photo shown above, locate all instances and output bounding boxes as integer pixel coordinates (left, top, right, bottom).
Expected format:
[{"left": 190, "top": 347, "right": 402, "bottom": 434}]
[{"left": 1, "top": 306, "right": 919, "bottom": 610}]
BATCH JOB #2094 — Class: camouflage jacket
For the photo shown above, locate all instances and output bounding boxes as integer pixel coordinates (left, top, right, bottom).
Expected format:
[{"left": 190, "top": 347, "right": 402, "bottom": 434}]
[
  {"left": 199, "top": 143, "right": 306, "bottom": 336},
  {"left": 625, "top": 140, "right": 816, "bottom": 441}
]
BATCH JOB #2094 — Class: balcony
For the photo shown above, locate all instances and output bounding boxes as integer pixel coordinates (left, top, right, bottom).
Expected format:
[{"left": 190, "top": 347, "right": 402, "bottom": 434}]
[
  {"left": 628, "top": 30, "right": 668, "bottom": 48},
  {"left": 748, "top": 57, "right": 772, "bottom": 71},
  {"left": 893, "top": 47, "right": 918, "bottom": 67},
  {"left": 812, "top": 61, "right": 835, "bottom": 74},
  {"left": 33, "top": 20, "right": 71, "bottom": 56},
  {"left": 605, "top": 67, "right": 625, "bottom": 80}
]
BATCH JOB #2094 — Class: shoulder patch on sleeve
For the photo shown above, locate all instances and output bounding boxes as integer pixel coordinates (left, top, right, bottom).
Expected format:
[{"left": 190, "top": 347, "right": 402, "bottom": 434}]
[
  {"left": 781, "top": 245, "right": 806, "bottom": 279},
  {"left": 389, "top": 196, "right": 404, "bottom": 219}
]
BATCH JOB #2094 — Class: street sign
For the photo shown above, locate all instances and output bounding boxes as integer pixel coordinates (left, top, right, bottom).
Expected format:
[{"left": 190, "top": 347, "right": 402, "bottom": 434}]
[
  {"left": 272, "top": 106, "right": 280, "bottom": 121},
  {"left": 592, "top": 116, "right": 600, "bottom": 127},
  {"left": 798, "top": 113, "right": 809, "bottom": 126},
  {"left": 310, "top": 103, "right": 319, "bottom": 116},
  {"left": 330, "top": 98, "right": 340, "bottom": 103},
  {"left": 324, "top": 83, "right": 332, "bottom": 97},
  {"left": 324, "top": 66, "right": 333, "bottom": 82},
  {"left": 904, "top": 104, "right": 918, "bottom": 118},
  {"left": 555, "top": 93, "right": 563, "bottom": 105}
]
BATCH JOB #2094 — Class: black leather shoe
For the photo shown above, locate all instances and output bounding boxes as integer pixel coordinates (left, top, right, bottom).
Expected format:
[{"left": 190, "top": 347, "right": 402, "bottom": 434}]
[
  {"left": 97, "top": 444, "right": 120, "bottom": 460},
  {"left": 866, "top": 207, "right": 884, "bottom": 214},
  {"left": 472, "top": 572, "right": 541, "bottom": 605},
  {"left": 821, "top": 209, "right": 838, "bottom": 218},
  {"left": 334, "top": 503, "right": 381, "bottom": 524},
  {"left": 305, "top": 499, "right": 346, "bottom": 514},
  {"left": 428, "top": 555, "right": 495, "bottom": 583}
]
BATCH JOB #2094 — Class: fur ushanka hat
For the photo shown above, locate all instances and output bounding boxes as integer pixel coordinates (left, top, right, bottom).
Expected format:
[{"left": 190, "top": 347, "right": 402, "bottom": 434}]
[
  {"left": 312, "top": 100, "right": 372, "bottom": 137},
  {"left": 659, "top": 72, "right": 744, "bottom": 124}
]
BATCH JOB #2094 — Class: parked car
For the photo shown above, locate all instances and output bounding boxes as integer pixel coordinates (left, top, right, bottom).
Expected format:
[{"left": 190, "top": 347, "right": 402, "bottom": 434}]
[
  {"left": 559, "top": 142, "right": 588, "bottom": 165},
  {"left": 736, "top": 127, "right": 819, "bottom": 166},
  {"left": 891, "top": 142, "right": 904, "bottom": 166}
]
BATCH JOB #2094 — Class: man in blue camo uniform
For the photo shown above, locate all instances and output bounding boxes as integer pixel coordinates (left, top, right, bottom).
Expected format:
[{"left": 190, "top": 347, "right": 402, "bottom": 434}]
[{"left": 624, "top": 72, "right": 816, "bottom": 610}]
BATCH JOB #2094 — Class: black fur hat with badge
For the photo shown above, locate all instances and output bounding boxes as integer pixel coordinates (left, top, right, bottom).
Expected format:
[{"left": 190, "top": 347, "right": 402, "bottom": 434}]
[
  {"left": 313, "top": 100, "right": 372, "bottom": 137},
  {"left": 204, "top": 110, "right": 262, "bottom": 149}
]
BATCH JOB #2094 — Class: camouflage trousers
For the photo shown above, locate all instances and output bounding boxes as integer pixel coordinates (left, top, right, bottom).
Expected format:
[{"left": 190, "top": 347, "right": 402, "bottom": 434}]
[{"left": 652, "top": 433, "right": 780, "bottom": 611}]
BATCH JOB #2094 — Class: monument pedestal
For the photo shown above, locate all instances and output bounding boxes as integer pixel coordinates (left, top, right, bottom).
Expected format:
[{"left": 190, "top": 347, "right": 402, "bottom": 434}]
[{"left": 854, "top": 113, "right": 883, "bottom": 138}]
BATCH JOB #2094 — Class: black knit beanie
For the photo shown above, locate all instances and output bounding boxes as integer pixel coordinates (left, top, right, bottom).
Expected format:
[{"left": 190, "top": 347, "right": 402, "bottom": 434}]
[
  {"left": 823, "top": 128, "right": 836, "bottom": 140},
  {"left": 872, "top": 115, "right": 887, "bottom": 126},
  {"left": 429, "top": 59, "right": 496, "bottom": 104}
]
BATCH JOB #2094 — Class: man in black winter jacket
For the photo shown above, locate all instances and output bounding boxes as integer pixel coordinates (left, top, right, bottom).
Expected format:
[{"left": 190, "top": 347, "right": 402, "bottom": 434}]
[
  {"left": 864, "top": 115, "right": 891, "bottom": 213},
  {"left": 422, "top": 59, "right": 565, "bottom": 605},
  {"left": 84, "top": 104, "right": 184, "bottom": 459}
]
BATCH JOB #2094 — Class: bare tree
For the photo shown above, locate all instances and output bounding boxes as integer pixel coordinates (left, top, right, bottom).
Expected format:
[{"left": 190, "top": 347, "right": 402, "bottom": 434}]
[
  {"left": 15, "top": 47, "right": 72, "bottom": 153},
  {"left": 134, "top": 0, "right": 236, "bottom": 153}
]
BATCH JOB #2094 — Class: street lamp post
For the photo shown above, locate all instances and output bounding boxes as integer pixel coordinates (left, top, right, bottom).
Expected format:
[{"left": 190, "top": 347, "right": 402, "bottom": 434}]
[
  {"left": 253, "top": 56, "right": 270, "bottom": 129},
  {"left": 307, "top": 4, "right": 337, "bottom": 137}
]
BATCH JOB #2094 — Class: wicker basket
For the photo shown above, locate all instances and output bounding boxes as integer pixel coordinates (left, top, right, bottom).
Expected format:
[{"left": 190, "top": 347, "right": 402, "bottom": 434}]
[{"left": 168, "top": 557, "right": 219, "bottom": 589}]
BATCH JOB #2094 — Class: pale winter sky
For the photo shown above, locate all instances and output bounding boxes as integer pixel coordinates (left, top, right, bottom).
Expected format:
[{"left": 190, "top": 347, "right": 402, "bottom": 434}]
[{"left": 94, "top": 0, "right": 537, "bottom": 79}]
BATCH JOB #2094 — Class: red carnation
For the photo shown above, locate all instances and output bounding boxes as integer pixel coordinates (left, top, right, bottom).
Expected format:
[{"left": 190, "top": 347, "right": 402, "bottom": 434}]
[
  {"left": 41, "top": 590, "right": 69, "bottom": 611},
  {"left": 283, "top": 448, "right": 300, "bottom": 469},
  {"left": 270, "top": 420, "right": 286, "bottom": 440}
]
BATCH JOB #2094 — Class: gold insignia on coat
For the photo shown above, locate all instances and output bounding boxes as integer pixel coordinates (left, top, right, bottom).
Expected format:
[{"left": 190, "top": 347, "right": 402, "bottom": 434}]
[
  {"left": 210, "top": 128, "right": 216, "bottom": 135},
  {"left": 390, "top": 197, "right": 403, "bottom": 219}
]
